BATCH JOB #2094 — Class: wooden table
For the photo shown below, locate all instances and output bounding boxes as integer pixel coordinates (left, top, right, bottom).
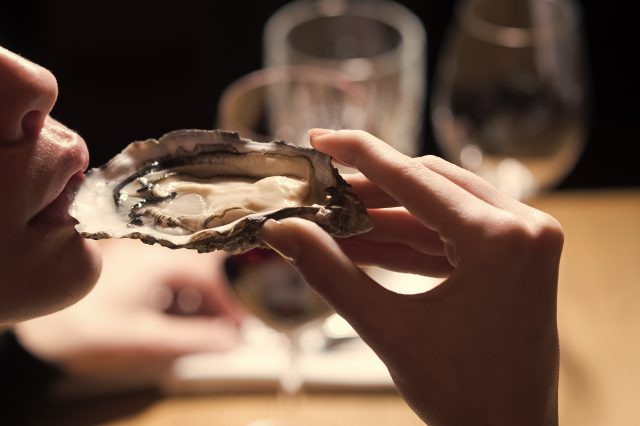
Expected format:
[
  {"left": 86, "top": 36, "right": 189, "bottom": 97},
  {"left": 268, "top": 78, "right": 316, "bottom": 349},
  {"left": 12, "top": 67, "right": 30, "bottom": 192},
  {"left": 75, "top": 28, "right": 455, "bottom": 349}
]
[
  {"left": 535, "top": 190, "right": 640, "bottom": 426},
  {"left": 41, "top": 190, "right": 640, "bottom": 426}
]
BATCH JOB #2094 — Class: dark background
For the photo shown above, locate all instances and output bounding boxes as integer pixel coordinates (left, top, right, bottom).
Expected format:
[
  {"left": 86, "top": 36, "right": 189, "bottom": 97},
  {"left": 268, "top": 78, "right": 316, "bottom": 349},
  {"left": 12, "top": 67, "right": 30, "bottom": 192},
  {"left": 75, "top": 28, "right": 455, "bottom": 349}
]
[{"left": 1, "top": 0, "right": 638, "bottom": 189}]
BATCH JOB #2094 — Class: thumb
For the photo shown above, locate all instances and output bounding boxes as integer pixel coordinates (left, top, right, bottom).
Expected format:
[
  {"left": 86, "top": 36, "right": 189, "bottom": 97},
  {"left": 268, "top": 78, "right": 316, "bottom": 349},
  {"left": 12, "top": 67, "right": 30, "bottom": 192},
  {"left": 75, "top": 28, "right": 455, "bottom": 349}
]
[{"left": 260, "top": 218, "right": 395, "bottom": 333}]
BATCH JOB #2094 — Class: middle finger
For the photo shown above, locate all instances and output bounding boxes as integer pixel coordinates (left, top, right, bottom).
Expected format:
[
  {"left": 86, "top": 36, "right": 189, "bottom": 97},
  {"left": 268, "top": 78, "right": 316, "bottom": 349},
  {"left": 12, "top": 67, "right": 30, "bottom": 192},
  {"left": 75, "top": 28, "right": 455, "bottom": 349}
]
[{"left": 359, "top": 208, "right": 446, "bottom": 255}]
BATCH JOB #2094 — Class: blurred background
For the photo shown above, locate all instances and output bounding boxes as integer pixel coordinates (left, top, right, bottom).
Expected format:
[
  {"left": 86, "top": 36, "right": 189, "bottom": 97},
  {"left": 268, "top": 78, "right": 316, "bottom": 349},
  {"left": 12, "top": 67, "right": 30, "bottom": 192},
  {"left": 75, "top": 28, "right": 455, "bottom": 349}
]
[
  {"left": 1, "top": 0, "right": 638, "bottom": 189},
  {"left": 2, "top": 2, "right": 639, "bottom": 425}
]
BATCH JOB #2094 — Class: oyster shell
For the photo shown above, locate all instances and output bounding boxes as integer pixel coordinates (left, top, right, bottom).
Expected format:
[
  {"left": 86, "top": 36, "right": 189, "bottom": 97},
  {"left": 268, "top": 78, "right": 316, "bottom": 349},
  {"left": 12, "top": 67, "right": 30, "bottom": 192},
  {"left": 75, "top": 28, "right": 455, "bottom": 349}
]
[{"left": 70, "top": 129, "right": 372, "bottom": 253}]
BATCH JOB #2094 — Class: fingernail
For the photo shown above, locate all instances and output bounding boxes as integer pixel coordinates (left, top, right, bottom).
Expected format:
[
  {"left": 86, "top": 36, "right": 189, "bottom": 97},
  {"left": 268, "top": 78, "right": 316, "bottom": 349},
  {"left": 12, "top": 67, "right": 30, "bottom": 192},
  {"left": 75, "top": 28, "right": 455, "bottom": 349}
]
[
  {"left": 308, "top": 128, "right": 336, "bottom": 139},
  {"left": 308, "top": 129, "right": 355, "bottom": 167},
  {"left": 261, "top": 219, "right": 300, "bottom": 262}
]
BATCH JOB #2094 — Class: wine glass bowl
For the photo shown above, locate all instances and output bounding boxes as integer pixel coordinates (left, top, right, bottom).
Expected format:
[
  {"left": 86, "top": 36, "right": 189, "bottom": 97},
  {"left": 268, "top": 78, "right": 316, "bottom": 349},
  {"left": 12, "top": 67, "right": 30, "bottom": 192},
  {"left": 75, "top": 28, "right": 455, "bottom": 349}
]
[
  {"left": 431, "top": 0, "right": 588, "bottom": 200},
  {"left": 218, "top": 66, "right": 367, "bottom": 147},
  {"left": 223, "top": 249, "right": 332, "bottom": 335},
  {"left": 264, "top": 0, "right": 426, "bottom": 156},
  {"left": 223, "top": 248, "right": 333, "bottom": 401}
]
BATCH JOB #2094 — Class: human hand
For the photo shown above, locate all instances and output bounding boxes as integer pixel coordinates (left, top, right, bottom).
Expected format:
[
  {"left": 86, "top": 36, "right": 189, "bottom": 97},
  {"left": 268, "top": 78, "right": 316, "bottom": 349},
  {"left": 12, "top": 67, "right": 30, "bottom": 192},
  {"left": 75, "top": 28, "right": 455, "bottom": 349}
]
[
  {"left": 261, "top": 130, "right": 562, "bottom": 425},
  {"left": 15, "top": 239, "right": 243, "bottom": 383}
]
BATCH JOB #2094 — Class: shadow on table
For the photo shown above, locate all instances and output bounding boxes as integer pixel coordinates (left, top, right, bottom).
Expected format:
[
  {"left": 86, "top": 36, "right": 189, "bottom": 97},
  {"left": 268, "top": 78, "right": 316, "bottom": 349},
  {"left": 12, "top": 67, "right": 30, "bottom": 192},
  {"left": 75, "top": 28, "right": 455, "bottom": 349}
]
[{"left": 22, "top": 387, "right": 161, "bottom": 426}]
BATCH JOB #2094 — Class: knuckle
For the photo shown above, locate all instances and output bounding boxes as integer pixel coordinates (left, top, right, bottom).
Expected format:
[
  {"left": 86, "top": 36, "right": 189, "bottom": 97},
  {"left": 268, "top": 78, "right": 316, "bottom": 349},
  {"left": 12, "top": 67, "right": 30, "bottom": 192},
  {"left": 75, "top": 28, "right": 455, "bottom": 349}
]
[
  {"left": 400, "top": 156, "right": 427, "bottom": 176},
  {"left": 493, "top": 212, "right": 530, "bottom": 244},
  {"left": 480, "top": 212, "right": 534, "bottom": 259},
  {"left": 486, "top": 210, "right": 564, "bottom": 259},
  {"left": 528, "top": 211, "right": 565, "bottom": 255},
  {"left": 418, "top": 154, "right": 444, "bottom": 167}
]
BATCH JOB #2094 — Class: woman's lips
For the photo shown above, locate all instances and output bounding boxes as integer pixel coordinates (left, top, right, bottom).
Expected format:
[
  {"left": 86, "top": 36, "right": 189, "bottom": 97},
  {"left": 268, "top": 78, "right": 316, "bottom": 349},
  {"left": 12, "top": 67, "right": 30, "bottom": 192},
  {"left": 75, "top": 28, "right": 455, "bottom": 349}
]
[
  {"left": 29, "top": 172, "right": 84, "bottom": 227},
  {"left": 27, "top": 117, "right": 90, "bottom": 228}
]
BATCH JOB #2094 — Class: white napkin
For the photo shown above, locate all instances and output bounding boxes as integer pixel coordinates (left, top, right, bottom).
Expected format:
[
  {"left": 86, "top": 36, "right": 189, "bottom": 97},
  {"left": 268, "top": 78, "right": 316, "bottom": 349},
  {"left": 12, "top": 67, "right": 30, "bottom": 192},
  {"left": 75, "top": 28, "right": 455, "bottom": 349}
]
[
  {"left": 162, "top": 269, "right": 442, "bottom": 394},
  {"left": 161, "top": 318, "right": 394, "bottom": 394}
]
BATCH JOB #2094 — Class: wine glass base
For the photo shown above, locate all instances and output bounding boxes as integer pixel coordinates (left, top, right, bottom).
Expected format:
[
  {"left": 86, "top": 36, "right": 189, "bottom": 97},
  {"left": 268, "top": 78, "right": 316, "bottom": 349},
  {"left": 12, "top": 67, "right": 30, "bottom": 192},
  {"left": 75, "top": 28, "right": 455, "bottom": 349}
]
[{"left": 247, "top": 416, "right": 331, "bottom": 426}]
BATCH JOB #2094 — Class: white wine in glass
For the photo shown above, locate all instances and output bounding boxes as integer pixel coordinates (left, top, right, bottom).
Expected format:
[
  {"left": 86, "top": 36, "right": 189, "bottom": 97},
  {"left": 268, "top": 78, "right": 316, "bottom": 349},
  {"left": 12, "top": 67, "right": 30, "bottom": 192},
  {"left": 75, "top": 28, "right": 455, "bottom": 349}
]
[{"left": 432, "top": 0, "right": 588, "bottom": 200}]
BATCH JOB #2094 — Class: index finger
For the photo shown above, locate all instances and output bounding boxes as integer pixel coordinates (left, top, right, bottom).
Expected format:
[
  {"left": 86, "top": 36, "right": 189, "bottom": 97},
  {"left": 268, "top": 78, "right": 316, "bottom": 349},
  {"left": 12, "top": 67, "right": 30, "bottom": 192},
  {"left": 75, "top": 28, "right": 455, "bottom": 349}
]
[
  {"left": 344, "top": 172, "right": 398, "bottom": 208},
  {"left": 311, "top": 130, "right": 496, "bottom": 237}
]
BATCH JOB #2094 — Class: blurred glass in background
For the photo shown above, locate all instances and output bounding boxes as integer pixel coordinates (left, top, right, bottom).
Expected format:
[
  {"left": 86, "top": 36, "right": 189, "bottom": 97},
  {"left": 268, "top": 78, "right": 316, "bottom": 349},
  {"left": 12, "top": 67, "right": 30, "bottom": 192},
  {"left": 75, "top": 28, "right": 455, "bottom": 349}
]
[
  {"left": 217, "top": 66, "right": 367, "bottom": 405},
  {"left": 264, "top": 0, "right": 426, "bottom": 156},
  {"left": 218, "top": 65, "right": 367, "bottom": 147},
  {"left": 432, "top": 0, "right": 588, "bottom": 200}
]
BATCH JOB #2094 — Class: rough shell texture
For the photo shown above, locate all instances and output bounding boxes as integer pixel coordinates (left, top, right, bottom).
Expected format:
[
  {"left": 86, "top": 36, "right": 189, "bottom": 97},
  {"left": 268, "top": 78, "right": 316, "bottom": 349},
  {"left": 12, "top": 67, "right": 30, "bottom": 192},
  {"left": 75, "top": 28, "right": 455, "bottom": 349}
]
[{"left": 70, "top": 129, "right": 372, "bottom": 253}]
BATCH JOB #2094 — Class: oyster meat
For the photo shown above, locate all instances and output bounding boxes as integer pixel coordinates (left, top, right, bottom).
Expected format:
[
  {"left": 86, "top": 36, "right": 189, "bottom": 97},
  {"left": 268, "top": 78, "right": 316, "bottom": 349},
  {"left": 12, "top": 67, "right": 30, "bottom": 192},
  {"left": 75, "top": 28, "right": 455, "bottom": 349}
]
[{"left": 70, "top": 129, "right": 372, "bottom": 253}]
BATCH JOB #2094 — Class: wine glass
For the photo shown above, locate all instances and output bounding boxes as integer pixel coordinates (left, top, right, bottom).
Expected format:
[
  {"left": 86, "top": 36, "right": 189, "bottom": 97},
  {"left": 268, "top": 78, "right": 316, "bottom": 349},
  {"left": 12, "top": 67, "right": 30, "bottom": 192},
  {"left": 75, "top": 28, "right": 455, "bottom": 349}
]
[
  {"left": 218, "top": 65, "right": 367, "bottom": 148},
  {"left": 431, "top": 0, "right": 588, "bottom": 200},
  {"left": 223, "top": 249, "right": 333, "bottom": 425},
  {"left": 217, "top": 67, "right": 367, "bottom": 425},
  {"left": 264, "top": 0, "right": 427, "bottom": 156}
]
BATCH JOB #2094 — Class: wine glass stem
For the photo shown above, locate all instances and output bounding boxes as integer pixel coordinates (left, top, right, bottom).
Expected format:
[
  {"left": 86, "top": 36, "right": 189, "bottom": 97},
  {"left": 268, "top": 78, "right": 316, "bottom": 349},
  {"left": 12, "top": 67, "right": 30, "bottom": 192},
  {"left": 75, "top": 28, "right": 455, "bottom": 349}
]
[{"left": 280, "top": 331, "right": 303, "bottom": 396}]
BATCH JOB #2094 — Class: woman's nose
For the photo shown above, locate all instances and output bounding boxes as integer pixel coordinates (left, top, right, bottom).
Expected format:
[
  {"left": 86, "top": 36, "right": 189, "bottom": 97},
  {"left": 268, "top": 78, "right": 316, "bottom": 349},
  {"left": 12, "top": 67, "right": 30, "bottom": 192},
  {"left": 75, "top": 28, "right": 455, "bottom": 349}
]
[{"left": 0, "top": 46, "right": 59, "bottom": 143}]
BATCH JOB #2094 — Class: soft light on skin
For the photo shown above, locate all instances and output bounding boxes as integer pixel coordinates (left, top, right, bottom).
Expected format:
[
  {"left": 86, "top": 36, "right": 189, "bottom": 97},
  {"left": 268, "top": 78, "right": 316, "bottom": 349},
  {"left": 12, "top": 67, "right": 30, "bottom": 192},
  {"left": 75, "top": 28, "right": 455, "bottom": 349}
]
[{"left": 0, "top": 45, "right": 102, "bottom": 325}]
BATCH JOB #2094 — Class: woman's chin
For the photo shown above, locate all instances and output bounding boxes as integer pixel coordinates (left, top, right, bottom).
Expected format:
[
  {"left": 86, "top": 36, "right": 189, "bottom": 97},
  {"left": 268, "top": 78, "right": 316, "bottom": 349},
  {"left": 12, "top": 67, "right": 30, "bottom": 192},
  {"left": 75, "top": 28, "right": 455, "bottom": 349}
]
[
  {"left": 2, "top": 236, "right": 102, "bottom": 325},
  {"left": 46, "top": 238, "right": 103, "bottom": 312}
]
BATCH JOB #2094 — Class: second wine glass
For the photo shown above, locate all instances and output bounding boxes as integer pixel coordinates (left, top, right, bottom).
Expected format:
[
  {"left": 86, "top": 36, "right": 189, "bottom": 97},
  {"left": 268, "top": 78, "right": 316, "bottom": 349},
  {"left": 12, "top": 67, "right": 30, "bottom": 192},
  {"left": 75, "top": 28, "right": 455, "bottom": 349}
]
[{"left": 432, "top": 0, "right": 588, "bottom": 200}]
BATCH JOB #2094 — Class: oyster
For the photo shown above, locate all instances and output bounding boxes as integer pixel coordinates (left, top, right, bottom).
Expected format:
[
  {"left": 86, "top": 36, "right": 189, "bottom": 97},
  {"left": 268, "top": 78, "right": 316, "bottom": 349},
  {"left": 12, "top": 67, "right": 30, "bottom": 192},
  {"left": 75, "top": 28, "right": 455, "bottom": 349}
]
[{"left": 70, "top": 129, "right": 372, "bottom": 253}]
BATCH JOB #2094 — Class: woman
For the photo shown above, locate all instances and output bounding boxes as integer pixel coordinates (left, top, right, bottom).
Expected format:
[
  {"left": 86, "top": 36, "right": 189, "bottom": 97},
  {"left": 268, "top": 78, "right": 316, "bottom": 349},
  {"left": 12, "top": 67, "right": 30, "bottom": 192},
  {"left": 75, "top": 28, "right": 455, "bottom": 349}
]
[
  {"left": 0, "top": 45, "right": 101, "bottom": 324},
  {"left": 1, "top": 45, "right": 241, "bottom": 420},
  {"left": 1, "top": 44, "right": 562, "bottom": 424}
]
